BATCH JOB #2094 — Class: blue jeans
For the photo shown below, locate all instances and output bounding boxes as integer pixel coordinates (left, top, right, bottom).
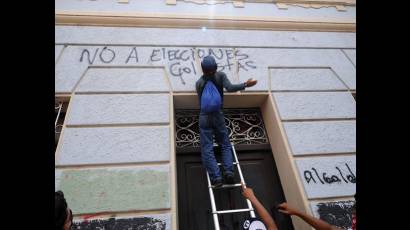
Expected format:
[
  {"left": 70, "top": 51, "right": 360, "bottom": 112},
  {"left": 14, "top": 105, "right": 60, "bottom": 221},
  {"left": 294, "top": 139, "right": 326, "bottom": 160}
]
[{"left": 199, "top": 111, "right": 234, "bottom": 181}]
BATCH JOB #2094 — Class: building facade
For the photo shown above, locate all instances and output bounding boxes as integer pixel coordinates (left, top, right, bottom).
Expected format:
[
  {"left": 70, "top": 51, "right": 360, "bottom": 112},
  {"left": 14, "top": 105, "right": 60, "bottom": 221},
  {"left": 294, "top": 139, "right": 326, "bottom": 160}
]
[{"left": 55, "top": 1, "right": 356, "bottom": 229}]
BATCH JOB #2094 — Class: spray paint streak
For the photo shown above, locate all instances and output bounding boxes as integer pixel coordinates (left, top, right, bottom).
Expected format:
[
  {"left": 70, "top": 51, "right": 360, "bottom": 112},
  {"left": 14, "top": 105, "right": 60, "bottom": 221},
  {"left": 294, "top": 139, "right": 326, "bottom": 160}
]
[
  {"left": 73, "top": 217, "right": 166, "bottom": 230},
  {"left": 316, "top": 200, "right": 354, "bottom": 230}
]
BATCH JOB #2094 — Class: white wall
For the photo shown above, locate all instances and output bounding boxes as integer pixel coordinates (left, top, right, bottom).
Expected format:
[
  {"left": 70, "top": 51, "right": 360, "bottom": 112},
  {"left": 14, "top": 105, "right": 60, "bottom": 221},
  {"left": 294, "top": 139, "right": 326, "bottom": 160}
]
[{"left": 55, "top": 25, "right": 356, "bottom": 230}]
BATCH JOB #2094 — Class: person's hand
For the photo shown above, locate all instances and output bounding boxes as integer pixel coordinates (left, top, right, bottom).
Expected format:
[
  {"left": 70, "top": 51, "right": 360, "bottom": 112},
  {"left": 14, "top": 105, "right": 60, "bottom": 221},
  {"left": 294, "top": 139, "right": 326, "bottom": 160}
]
[
  {"left": 241, "top": 183, "right": 256, "bottom": 200},
  {"left": 245, "top": 78, "right": 257, "bottom": 87},
  {"left": 277, "top": 203, "right": 298, "bottom": 216}
]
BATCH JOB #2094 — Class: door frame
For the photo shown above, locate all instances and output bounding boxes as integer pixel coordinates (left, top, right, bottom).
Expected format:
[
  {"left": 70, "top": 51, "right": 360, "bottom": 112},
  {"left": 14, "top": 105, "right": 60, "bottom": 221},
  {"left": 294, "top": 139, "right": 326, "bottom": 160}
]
[{"left": 171, "top": 92, "right": 312, "bottom": 230}]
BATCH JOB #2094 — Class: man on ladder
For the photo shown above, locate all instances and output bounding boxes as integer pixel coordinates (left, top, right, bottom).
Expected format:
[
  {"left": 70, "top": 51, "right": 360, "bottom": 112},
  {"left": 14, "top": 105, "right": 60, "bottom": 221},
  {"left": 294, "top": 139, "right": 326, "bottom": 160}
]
[
  {"left": 196, "top": 56, "right": 268, "bottom": 230},
  {"left": 196, "top": 55, "right": 257, "bottom": 187}
]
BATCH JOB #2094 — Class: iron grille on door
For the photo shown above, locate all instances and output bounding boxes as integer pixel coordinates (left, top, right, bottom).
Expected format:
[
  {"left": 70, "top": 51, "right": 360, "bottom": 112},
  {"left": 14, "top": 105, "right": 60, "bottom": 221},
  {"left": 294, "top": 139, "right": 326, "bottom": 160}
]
[{"left": 175, "top": 108, "right": 269, "bottom": 148}]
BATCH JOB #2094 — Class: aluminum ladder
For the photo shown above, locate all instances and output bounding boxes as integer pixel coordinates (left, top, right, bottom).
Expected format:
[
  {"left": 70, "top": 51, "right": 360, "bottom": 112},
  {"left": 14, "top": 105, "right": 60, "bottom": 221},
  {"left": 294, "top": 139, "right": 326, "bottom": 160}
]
[{"left": 205, "top": 143, "right": 256, "bottom": 230}]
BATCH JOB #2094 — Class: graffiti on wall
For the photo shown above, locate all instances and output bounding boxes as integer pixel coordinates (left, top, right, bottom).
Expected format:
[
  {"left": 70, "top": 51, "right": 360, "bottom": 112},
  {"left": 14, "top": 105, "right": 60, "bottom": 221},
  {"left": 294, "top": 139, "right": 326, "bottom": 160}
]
[
  {"left": 72, "top": 217, "right": 166, "bottom": 230},
  {"left": 313, "top": 200, "right": 355, "bottom": 230},
  {"left": 296, "top": 157, "right": 356, "bottom": 198},
  {"left": 78, "top": 47, "right": 257, "bottom": 84},
  {"left": 303, "top": 163, "right": 356, "bottom": 185}
]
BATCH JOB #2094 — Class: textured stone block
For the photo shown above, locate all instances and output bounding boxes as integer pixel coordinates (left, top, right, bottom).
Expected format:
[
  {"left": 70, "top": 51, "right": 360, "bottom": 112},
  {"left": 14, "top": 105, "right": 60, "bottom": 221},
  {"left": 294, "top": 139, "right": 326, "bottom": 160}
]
[
  {"left": 76, "top": 67, "right": 169, "bottom": 93},
  {"left": 238, "top": 48, "right": 355, "bottom": 91},
  {"left": 56, "top": 126, "right": 170, "bottom": 166},
  {"left": 283, "top": 121, "right": 356, "bottom": 155},
  {"left": 56, "top": 45, "right": 200, "bottom": 92},
  {"left": 55, "top": 46, "right": 90, "bottom": 93},
  {"left": 295, "top": 156, "right": 356, "bottom": 199},
  {"left": 55, "top": 165, "right": 170, "bottom": 214},
  {"left": 324, "top": 50, "right": 356, "bottom": 90},
  {"left": 55, "top": 170, "right": 62, "bottom": 191},
  {"left": 161, "top": 47, "right": 199, "bottom": 92},
  {"left": 273, "top": 92, "right": 356, "bottom": 120},
  {"left": 55, "top": 26, "right": 356, "bottom": 48},
  {"left": 55, "top": 45, "right": 64, "bottom": 63},
  {"left": 343, "top": 49, "right": 356, "bottom": 66},
  {"left": 270, "top": 68, "right": 347, "bottom": 91},
  {"left": 66, "top": 94, "right": 170, "bottom": 125},
  {"left": 56, "top": 46, "right": 157, "bottom": 93},
  {"left": 56, "top": 45, "right": 356, "bottom": 93}
]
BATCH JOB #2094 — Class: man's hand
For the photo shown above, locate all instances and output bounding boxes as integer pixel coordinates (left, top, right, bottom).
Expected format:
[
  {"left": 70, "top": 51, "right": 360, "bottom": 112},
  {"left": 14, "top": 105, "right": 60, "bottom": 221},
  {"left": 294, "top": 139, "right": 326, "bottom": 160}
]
[
  {"left": 241, "top": 183, "right": 256, "bottom": 201},
  {"left": 245, "top": 78, "right": 257, "bottom": 87},
  {"left": 277, "top": 203, "right": 298, "bottom": 216}
]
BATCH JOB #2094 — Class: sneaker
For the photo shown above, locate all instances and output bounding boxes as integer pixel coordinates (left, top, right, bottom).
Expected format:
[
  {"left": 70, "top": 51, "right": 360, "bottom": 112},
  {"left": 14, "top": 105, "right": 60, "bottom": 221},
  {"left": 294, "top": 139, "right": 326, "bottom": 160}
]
[
  {"left": 211, "top": 178, "right": 223, "bottom": 188},
  {"left": 224, "top": 173, "right": 235, "bottom": 184}
]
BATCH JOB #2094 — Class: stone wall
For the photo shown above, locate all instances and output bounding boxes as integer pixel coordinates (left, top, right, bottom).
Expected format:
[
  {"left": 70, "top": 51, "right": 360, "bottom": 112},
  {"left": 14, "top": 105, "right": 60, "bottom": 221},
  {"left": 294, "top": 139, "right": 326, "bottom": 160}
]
[{"left": 55, "top": 26, "right": 356, "bottom": 229}]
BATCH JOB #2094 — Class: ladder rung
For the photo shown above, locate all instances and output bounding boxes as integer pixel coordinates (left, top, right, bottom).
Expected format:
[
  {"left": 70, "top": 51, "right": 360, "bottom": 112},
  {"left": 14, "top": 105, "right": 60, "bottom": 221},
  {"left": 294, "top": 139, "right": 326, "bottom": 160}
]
[
  {"left": 217, "top": 162, "right": 238, "bottom": 166},
  {"left": 213, "top": 208, "right": 254, "bottom": 214},
  {"left": 206, "top": 143, "right": 256, "bottom": 230},
  {"left": 210, "top": 183, "right": 242, "bottom": 189}
]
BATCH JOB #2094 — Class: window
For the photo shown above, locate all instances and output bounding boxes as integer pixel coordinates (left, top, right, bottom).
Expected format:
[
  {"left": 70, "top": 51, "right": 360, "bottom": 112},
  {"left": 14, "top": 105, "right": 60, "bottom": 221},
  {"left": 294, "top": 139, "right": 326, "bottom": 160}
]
[
  {"left": 55, "top": 98, "right": 69, "bottom": 152},
  {"left": 175, "top": 108, "right": 269, "bottom": 148}
]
